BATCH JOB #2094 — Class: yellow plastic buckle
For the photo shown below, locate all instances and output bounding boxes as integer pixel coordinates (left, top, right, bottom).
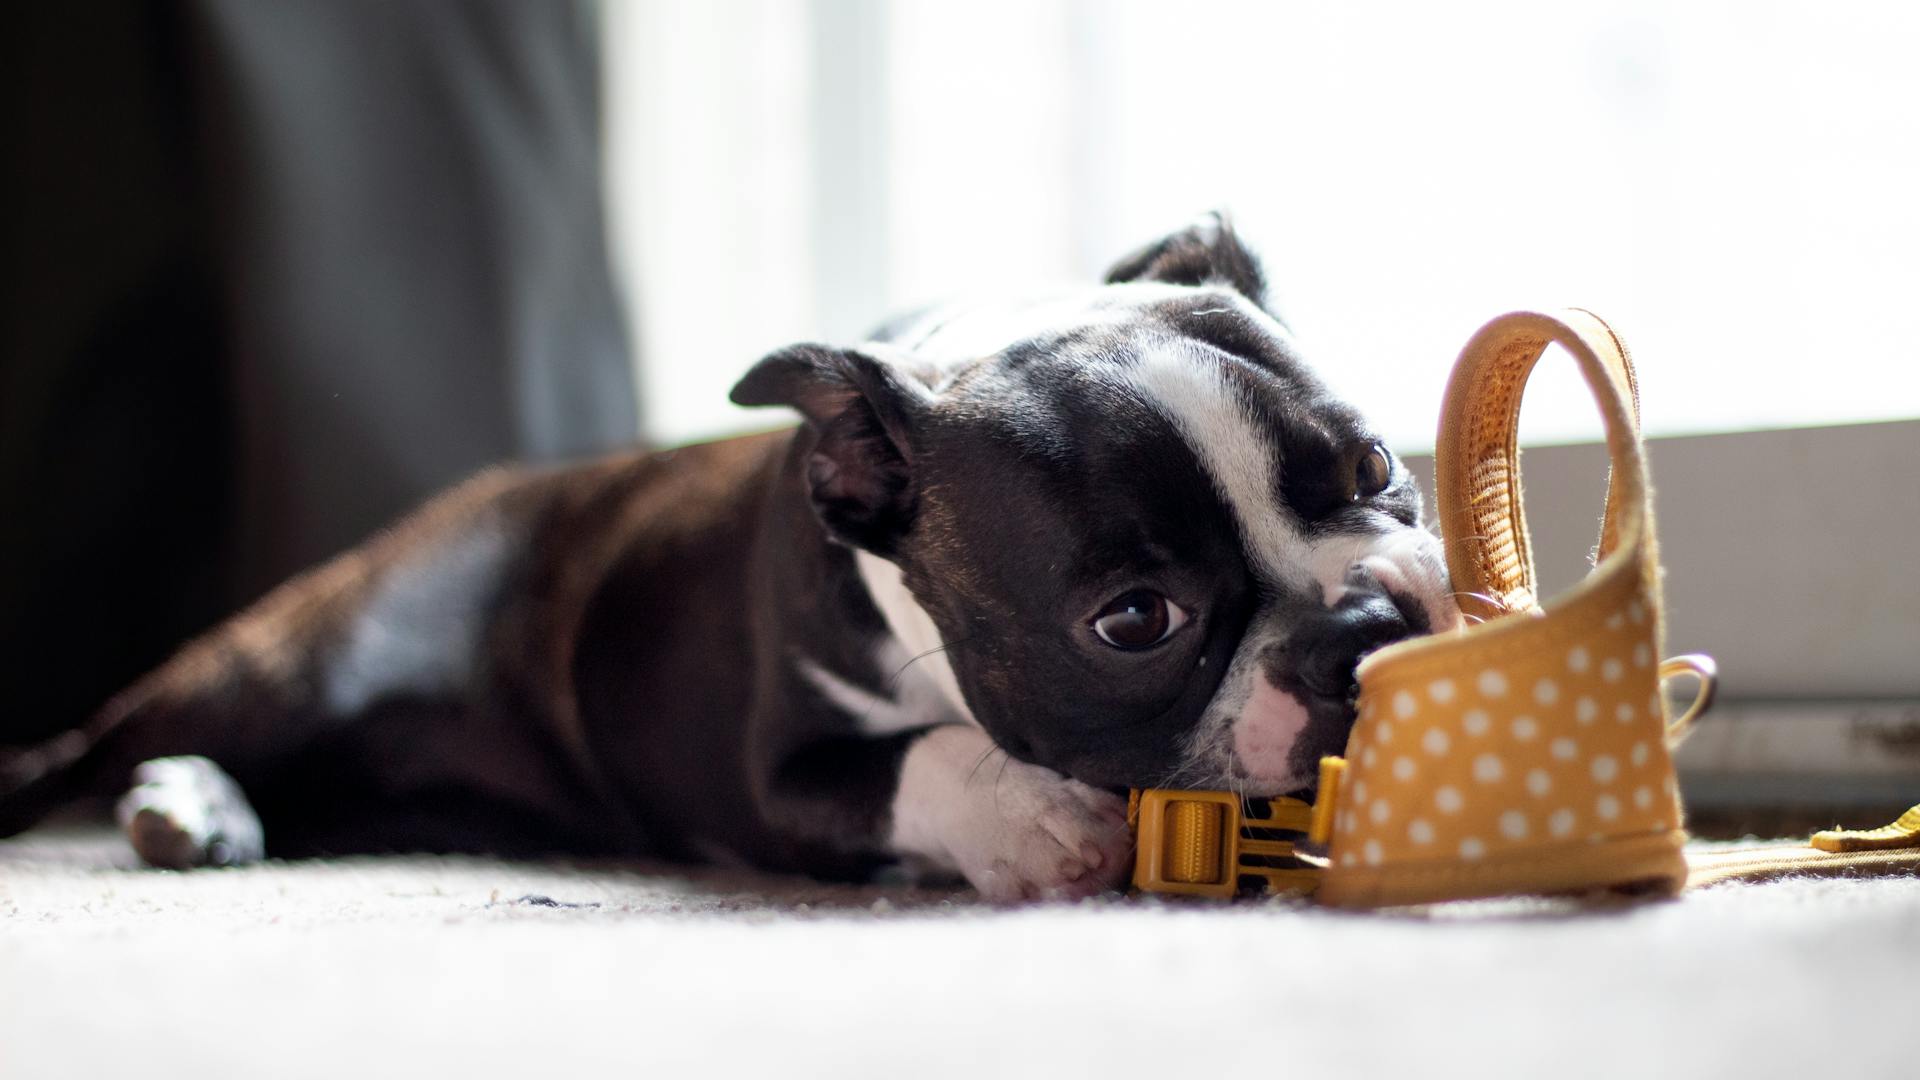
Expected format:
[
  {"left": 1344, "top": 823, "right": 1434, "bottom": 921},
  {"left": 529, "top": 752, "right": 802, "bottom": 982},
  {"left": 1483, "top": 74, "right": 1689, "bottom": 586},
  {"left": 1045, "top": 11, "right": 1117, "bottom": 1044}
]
[{"left": 1129, "top": 788, "right": 1321, "bottom": 899}]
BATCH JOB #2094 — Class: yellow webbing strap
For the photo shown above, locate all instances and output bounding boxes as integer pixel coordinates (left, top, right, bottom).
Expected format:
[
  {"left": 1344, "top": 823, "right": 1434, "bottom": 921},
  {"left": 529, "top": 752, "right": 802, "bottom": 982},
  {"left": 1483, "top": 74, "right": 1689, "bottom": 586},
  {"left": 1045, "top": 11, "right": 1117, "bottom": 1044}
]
[
  {"left": 1810, "top": 803, "right": 1920, "bottom": 853},
  {"left": 1685, "top": 803, "right": 1920, "bottom": 889}
]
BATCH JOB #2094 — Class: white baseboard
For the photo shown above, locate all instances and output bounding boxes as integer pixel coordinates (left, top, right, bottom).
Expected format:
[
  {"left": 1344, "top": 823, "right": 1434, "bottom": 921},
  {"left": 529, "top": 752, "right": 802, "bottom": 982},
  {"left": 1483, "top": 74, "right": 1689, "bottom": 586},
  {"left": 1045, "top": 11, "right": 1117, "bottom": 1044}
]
[{"left": 1672, "top": 700, "right": 1920, "bottom": 806}]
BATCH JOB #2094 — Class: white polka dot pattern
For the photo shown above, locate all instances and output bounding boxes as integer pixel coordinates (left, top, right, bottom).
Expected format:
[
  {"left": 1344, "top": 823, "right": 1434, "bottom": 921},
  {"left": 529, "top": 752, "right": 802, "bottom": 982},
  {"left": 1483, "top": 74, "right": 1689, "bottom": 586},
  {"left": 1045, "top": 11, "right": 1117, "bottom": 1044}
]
[
  {"left": 1549, "top": 808, "right": 1575, "bottom": 837},
  {"left": 1500, "top": 810, "right": 1529, "bottom": 840},
  {"left": 1333, "top": 584, "right": 1680, "bottom": 874}
]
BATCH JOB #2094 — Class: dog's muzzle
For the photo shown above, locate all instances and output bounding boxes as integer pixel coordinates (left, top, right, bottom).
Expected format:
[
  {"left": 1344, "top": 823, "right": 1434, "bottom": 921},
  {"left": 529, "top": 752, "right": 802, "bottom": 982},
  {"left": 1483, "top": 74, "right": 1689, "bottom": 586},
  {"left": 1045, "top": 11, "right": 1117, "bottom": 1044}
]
[{"left": 1294, "top": 588, "right": 1423, "bottom": 705}]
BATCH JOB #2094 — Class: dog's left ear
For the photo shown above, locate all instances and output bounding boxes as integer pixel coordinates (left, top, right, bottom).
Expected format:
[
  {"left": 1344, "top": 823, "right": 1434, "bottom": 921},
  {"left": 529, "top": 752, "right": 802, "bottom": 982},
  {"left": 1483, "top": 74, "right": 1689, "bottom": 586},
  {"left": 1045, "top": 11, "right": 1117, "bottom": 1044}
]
[
  {"left": 1105, "top": 210, "right": 1268, "bottom": 308},
  {"left": 731, "top": 344, "right": 932, "bottom": 555}
]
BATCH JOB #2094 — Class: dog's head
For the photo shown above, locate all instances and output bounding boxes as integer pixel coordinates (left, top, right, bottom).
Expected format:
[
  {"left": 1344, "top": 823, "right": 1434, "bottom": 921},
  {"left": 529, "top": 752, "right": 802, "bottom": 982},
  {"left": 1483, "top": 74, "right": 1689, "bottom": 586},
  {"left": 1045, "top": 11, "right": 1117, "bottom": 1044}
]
[{"left": 733, "top": 215, "right": 1460, "bottom": 796}]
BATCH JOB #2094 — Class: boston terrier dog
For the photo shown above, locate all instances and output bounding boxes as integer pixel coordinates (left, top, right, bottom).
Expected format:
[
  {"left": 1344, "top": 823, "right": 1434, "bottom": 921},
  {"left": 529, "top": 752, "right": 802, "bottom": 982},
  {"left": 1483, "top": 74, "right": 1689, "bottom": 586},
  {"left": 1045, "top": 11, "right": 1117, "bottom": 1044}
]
[{"left": 0, "top": 216, "right": 1459, "bottom": 899}]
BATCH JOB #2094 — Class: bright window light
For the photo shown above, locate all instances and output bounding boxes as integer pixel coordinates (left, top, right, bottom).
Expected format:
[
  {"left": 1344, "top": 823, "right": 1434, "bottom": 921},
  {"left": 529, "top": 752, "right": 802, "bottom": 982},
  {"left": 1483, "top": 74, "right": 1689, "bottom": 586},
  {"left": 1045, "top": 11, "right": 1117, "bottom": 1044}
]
[{"left": 606, "top": 1, "right": 1920, "bottom": 450}]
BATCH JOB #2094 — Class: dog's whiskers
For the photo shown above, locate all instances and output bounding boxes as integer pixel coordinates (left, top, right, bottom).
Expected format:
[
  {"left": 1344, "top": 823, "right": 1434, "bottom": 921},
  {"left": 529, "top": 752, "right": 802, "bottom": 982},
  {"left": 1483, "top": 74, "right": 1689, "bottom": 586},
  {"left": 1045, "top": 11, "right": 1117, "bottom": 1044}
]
[
  {"left": 845, "top": 634, "right": 978, "bottom": 733},
  {"left": 991, "top": 752, "right": 1012, "bottom": 814},
  {"left": 883, "top": 636, "right": 974, "bottom": 695},
  {"left": 1449, "top": 590, "right": 1506, "bottom": 608},
  {"left": 964, "top": 744, "right": 1003, "bottom": 790}
]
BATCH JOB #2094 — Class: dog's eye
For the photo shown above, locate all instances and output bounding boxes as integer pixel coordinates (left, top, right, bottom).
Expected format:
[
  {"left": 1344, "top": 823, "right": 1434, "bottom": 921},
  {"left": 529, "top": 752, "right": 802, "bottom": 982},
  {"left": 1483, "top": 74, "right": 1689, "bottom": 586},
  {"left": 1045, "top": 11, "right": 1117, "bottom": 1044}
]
[
  {"left": 1355, "top": 444, "right": 1393, "bottom": 500},
  {"left": 1091, "top": 590, "right": 1189, "bottom": 650}
]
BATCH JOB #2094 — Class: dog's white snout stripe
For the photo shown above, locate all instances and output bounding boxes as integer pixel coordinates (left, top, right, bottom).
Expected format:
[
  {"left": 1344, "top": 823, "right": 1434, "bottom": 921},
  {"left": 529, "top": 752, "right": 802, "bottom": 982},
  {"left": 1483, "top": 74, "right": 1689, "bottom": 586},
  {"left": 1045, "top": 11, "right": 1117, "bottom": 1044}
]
[
  {"left": 1137, "top": 332, "right": 1466, "bottom": 792},
  {"left": 1124, "top": 339, "right": 1317, "bottom": 596}
]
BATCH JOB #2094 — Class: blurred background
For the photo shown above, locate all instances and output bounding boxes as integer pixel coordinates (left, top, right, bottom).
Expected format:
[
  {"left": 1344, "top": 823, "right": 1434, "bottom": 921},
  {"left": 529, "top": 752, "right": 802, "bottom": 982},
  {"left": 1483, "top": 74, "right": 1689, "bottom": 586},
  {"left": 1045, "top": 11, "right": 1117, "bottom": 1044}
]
[
  {"left": 3, "top": 1, "right": 1916, "bottom": 830},
  {"left": 608, "top": 0, "right": 1920, "bottom": 449}
]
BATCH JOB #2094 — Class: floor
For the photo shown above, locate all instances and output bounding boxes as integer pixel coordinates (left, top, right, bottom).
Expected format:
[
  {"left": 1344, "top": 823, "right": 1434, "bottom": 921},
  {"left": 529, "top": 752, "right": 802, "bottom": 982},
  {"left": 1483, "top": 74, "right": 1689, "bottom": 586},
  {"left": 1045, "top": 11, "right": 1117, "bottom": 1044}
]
[{"left": 3, "top": 824, "right": 1915, "bottom": 1079}]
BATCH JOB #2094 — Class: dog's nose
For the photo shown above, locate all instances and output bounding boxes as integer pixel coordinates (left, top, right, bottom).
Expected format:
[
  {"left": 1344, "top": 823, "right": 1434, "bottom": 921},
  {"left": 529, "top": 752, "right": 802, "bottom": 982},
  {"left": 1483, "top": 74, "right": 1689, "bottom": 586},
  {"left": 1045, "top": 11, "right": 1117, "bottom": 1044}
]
[{"left": 1295, "top": 591, "right": 1416, "bottom": 702}]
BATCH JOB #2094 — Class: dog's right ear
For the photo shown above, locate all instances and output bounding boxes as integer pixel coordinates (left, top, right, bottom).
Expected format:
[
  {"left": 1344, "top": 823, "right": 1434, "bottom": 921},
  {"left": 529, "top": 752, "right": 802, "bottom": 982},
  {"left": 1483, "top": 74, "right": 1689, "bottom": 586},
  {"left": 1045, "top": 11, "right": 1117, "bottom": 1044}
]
[
  {"left": 1105, "top": 210, "right": 1269, "bottom": 309},
  {"left": 731, "top": 345, "right": 931, "bottom": 555}
]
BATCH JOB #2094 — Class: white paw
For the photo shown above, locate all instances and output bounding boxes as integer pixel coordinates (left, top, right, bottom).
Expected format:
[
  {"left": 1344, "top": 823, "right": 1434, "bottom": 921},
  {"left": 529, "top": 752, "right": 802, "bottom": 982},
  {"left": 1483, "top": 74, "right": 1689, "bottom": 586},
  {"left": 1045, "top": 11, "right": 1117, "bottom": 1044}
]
[
  {"left": 115, "top": 756, "right": 265, "bottom": 869},
  {"left": 890, "top": 726, "right": 1133, "bottom": 902}
]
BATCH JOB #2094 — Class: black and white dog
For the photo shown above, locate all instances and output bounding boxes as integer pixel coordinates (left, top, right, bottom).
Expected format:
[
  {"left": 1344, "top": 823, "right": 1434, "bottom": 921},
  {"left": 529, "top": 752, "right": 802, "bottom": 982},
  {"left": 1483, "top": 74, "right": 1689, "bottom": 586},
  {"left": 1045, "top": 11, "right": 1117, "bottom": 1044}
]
[{"left": 0, "top": 216, "right": 1458, "bottom": 899}]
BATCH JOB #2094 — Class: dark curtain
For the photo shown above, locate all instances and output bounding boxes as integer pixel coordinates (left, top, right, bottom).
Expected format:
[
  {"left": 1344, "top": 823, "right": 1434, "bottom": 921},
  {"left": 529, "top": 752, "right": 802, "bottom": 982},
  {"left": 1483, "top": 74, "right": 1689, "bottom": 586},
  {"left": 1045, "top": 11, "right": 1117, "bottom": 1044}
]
[{"left": 0, "top": 1, "right": 638, "bottom": 745}]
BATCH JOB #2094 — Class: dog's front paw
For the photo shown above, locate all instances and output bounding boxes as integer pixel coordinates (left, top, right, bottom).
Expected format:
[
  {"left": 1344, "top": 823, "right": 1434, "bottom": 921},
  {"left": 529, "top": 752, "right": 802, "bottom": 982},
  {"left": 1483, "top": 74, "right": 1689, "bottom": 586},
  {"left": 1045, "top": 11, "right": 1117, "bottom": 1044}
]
[
  {"left": 891, "top": 726, "right": 1133, "bottom": 902},
  {"left": 961, "top": 760, "right": 1133, "bottom": 902}
]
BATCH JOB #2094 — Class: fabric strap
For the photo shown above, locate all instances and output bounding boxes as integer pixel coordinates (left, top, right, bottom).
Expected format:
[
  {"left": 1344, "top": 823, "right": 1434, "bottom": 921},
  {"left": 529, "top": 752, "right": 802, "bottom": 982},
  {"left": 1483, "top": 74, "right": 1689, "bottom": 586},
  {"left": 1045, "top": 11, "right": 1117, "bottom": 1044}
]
[{"left": 1433, "top": 309, "right": 1656, "bottom": 625}]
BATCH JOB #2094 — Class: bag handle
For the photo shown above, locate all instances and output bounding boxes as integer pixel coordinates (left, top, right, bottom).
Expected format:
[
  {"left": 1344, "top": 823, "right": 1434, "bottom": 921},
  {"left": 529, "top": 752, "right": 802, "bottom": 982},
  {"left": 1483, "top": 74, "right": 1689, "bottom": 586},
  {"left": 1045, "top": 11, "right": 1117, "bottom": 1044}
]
[{"left": 1433, "top": 309, "right": 1657, "bottom": 624}]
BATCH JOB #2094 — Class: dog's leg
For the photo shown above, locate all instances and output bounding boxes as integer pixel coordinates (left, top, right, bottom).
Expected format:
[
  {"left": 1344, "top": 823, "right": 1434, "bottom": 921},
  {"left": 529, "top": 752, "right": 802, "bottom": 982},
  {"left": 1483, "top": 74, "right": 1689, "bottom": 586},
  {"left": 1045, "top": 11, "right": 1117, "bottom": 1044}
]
[
  {"left": 116, "top": 756, "right": 265, "bottom": 869},
  {"left": 0, "top": 469, "right": 531, "bottom": 844},
  {"left": 0, "top": 540, "right": 392, "bottom": 843},
  {"left": 0, "top": 627, "right": 323, "bottom": 842},
  {"left": 888, "top": 725, "right": 1133, "bottom": 901}
]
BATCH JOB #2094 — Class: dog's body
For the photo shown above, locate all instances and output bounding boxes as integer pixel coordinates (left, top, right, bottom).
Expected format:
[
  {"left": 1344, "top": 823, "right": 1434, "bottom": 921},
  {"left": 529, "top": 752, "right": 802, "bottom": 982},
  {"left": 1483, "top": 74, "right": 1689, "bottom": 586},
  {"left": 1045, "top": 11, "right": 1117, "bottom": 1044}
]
[{"left": 0, "top": 219, "right": 1458, "bottom": 899}]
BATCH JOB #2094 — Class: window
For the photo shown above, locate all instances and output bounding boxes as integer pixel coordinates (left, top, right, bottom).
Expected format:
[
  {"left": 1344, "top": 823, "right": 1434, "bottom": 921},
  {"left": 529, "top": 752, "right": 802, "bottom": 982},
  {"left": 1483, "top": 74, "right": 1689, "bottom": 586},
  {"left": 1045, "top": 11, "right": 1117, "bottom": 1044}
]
[{"left": 604, "top": 1, "right": 1920, "bottom": 448}]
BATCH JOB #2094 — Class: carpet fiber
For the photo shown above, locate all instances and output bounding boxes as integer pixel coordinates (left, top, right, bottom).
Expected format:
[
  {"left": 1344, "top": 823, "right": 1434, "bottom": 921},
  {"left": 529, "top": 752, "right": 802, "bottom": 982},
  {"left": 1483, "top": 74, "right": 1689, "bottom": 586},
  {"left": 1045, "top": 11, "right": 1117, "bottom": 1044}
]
[{"left": 3, "top": 824, "right": 1914, "bottom": 1078}]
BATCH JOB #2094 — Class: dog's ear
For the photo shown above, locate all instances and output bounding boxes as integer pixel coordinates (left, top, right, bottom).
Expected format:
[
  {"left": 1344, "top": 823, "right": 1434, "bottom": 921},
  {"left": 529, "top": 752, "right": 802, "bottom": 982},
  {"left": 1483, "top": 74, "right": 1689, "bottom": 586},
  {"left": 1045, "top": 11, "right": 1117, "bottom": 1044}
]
[
  {"left": 1105, "top": 211, "right": 1268, "bottom": 308},
  {"left": 731, "top": 344, "right": 931, "bottom": 554}
]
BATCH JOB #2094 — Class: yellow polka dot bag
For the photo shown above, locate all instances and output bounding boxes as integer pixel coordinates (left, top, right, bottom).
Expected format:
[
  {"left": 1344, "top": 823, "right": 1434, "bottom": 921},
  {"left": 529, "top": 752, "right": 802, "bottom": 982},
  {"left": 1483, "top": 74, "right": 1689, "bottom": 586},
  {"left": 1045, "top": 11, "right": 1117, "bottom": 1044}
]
[{"left": 1311, "top": 308, "right": 1701, "bottom": 907}]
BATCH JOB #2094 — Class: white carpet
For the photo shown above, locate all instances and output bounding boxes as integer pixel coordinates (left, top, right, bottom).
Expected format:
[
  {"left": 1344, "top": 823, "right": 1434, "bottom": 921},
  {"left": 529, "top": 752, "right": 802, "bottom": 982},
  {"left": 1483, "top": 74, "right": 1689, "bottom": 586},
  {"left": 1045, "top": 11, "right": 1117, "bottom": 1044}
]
[{"left": 3, "top": 824, "right": 1915, "bottom": 1079}]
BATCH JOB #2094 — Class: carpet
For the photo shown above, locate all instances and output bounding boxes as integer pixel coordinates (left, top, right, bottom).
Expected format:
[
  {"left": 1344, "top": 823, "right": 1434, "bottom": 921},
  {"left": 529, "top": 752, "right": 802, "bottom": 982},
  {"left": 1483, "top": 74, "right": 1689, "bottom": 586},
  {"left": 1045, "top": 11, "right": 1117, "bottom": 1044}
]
[{"left": 3, "top": 823, "right": 1914, "bottom": 1078}]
